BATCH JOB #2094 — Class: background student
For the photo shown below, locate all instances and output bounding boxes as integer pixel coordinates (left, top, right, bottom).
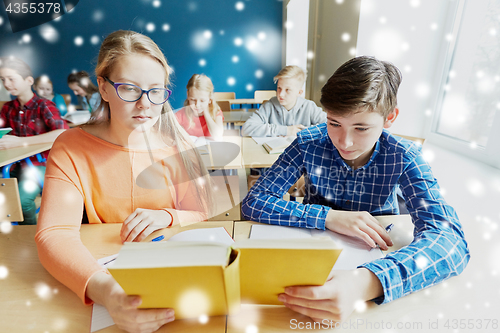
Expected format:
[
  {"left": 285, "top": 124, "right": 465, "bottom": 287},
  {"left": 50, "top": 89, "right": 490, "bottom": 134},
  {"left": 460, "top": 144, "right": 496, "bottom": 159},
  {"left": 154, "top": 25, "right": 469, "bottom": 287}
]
[
  {"left": 242, "top": 56, "right": 469, "bottom": 323},
  {"left": 67, "top": 70, "right": 101, "bottom": 112},
  {"left": 34, "top": 75, "right": 68, "bottom": 116},
  {"left": 241, "top": 65, "right": 326, "bottom": 137},
  {"left": 36, "top": 30, "right": 214, "bottom": 333},
  {"left": 0, "top": 57, "right": 68, "bottom": 225},
  {"left": 175, "top": 74, "right": 224, "bottom": 140}
]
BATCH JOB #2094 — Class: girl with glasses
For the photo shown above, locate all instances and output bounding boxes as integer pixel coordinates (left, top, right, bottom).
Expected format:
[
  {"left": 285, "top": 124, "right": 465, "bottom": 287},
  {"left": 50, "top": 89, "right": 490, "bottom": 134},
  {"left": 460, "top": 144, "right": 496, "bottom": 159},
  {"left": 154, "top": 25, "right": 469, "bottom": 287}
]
[
  {"left": 36, "top": 30, "right": 214, "bottom": 333},
  {"left": 175, "top": 74, "right": 224, "bottom": 140}
]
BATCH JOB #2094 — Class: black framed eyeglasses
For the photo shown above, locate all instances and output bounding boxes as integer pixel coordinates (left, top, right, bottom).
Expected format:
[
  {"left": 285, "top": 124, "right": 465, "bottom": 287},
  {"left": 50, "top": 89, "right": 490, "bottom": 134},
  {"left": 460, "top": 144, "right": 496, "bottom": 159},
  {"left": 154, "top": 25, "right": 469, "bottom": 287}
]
[{"left": 105, "top": 77, "right": 172, "bottom": 105}]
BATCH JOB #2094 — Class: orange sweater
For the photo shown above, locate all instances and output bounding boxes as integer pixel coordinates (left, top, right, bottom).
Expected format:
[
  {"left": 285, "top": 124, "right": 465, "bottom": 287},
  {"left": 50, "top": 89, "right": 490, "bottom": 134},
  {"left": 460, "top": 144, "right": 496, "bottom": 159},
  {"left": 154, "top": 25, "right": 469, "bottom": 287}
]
[{"left": 35, "top": 128, "right": 207, "bottom": 304}]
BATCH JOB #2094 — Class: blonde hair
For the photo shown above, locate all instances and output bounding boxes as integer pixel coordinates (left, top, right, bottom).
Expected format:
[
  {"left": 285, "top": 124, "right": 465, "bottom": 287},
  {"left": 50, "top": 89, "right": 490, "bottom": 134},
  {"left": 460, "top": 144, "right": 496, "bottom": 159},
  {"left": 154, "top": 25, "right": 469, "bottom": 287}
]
[
  {"left": 0, "top": 57, "right": 33, "bottom": 79},
  {"left": 273, "top": 65, "right": 306, "bottom": 85},
  {"left": 183, "top": 74, "right": 220, "bottom": 129},
  {"left": 88, "top": 30, "right": 214, "bottom": 216}
]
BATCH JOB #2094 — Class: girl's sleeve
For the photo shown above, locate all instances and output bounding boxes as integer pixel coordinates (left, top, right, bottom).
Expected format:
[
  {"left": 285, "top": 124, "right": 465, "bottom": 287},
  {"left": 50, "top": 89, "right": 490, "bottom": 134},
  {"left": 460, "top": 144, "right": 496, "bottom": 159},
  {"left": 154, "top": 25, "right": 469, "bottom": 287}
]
[{"left": 35, "top": 137, "right": 107, "bottom": 305}]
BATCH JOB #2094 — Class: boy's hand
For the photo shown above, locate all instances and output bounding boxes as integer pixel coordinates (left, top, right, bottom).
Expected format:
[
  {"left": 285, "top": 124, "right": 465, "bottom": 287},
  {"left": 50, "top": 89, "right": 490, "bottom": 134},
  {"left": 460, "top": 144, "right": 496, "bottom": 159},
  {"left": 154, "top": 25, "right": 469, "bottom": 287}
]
[
  {"left": 325, "top": 210, "right": 393, "bottom": 250},
  {"left": 287, "top": 125, "right": 306, "bottom": 136},
  {"left": 120, "top": 208, "right": 172, "bottom": 243},
  {"left": 88, "top": 272, "right": 175, "bottom": 333},
  {"left": 278, "top": 269, "right": 383, "bottom": 323},
  {"left": 0, "top": 135, "right": 25, "bottom": 150}
]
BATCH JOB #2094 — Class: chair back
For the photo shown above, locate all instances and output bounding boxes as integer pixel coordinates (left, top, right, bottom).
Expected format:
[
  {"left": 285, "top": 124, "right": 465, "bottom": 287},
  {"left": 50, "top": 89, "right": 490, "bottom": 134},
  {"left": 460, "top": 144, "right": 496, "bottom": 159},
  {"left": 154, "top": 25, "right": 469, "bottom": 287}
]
[
  {"left": 0, "top": 178, "right": 23, "bottom": 221},
  {"left": 217, "top": 100, "right": 231, "bottom": 111},
  {"left": 254, "top": 90, "right": 276, "bottom": 102},
  {"left": 0, "top": 101, "right": 8, "bottom": 110},
  {"left": 61, "top": 94, "right": 72, "bottom": 107},
  {"left": 214, "top": 92, "right": 236, "bottom": 100}
]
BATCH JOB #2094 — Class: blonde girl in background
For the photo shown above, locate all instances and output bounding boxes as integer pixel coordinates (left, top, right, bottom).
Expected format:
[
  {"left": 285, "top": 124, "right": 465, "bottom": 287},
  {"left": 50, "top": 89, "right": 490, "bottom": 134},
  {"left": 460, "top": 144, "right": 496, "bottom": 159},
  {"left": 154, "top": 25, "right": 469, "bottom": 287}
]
[
  {"left": 175, "top": 74, "right": 224, "bottom": 140},
  {"left": 34, "top": 75, "right": 68, "bottom": 116},
  {"left": 67, "top": 70, "right": 101, "bottom": 112},
  {"left": 36, "top": 30, "right": 214, "bottom": 333}
]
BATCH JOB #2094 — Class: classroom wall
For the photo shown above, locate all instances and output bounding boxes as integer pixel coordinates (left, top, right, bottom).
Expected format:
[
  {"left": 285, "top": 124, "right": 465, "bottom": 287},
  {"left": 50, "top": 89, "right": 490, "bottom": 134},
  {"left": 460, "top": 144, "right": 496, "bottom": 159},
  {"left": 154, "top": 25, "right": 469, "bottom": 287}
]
[
  {"left": 306, "top": 0, "right": 361, "bottom": 104},
  {"left": 0, "top": 0, "right": 283, "bottom": 109},
  {"left": 356, "top": 0, "right": 453, "bottom": 137}
]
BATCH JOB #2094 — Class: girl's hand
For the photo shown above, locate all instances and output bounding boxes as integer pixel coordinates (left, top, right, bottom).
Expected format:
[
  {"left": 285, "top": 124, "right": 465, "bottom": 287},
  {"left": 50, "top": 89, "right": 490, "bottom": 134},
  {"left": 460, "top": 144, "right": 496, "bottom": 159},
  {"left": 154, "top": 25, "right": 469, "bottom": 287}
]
[
  {"left": 0, "top": 135, "right": 25, "bottom": 150},
  {"left": 325, "top": 210, "right": 393, "bottom": 250},
  {"left": 88, "top": 272, "right": 175, "bottom": 333},
  {"left": 120, "top": 208, "right": 172, "bottom": 243},
  {"left": 278, "top": 269, "right": 383, "bottom": 324}
]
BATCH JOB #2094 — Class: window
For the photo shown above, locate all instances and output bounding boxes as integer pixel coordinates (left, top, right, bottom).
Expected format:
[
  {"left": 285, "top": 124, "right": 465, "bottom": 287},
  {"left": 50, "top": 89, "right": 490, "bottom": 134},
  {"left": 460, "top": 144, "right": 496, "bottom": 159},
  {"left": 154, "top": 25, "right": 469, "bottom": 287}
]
[{"left": 429, "top": 0, "right": 500, "bottom": 168}]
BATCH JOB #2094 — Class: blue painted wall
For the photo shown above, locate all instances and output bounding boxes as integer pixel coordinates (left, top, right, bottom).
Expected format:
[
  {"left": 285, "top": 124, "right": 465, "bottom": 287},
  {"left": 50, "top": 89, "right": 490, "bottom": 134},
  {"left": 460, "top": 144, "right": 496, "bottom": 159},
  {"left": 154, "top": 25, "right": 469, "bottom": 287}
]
[{"left": 0, "top": 0, "right": 283, "bottom": 109}]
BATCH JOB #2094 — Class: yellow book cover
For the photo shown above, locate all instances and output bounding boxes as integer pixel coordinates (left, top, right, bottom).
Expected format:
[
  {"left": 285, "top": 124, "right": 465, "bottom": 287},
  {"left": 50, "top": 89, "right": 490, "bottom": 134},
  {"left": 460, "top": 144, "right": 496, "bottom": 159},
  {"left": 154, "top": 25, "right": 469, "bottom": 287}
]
[
  {"left": 235, "top": 238, "right": 342, "bottom": 305},
  {"left": 108, "top": 241, "right": 240, "bottom": 320}
]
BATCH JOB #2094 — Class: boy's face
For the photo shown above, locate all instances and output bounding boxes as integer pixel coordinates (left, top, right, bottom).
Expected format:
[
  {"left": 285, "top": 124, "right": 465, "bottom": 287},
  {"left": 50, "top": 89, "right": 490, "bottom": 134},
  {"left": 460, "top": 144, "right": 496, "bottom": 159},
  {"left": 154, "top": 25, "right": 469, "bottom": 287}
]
[
  {"left": 326, "top": 108, "right": 398, "bottom": 167},
  {"left": 276, "top": 77, "right": 303, "bottom": 110},
  {"left": 0, "top": 68, "right": 33, "bottom": 97}
]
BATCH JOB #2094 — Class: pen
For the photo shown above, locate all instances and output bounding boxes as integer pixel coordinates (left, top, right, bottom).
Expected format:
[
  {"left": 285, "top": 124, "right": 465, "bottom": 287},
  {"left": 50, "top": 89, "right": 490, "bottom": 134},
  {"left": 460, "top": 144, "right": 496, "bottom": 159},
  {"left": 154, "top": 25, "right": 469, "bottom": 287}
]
[
  {"left": 385, "top": 223, "right": 394, "bottom": 233},
  {"left": 151, "top": 235, "right": 165, "bottom": 242}
]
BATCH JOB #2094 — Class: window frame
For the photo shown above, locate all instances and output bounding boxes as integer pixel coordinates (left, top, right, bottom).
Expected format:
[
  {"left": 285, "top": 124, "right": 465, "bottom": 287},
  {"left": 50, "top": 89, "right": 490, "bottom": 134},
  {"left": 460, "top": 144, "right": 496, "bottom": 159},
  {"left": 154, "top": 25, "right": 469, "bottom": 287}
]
[{"left": 425, "top": 0, "right": 500, "bottom": 169}]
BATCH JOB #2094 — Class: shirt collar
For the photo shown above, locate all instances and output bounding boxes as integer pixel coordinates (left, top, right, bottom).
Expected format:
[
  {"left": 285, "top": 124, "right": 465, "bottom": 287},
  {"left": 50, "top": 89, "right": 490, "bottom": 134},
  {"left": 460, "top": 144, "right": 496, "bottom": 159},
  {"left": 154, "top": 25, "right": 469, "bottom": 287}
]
[{"left": 18, "top": 95, "right": 39, "bottom": 109}]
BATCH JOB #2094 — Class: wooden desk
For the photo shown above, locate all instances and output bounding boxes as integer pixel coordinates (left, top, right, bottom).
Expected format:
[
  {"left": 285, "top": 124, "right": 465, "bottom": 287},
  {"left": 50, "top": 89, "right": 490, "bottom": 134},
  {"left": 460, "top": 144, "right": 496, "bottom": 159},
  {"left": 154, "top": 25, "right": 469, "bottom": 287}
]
[
  {"left": 223, "top": 110, "right": 255, "bottom": 129},
  {"left": 0, "top": 142, "right": 52, "bottom": 167},
  {"left": 201, "top": 136, "right": 243, "bottom": 170},
  {"left": 241, "top": 137, "right": 280, "bottom": 169},
  {"left": 0, "top": 222, "right": 233, "bottom": 333},
  {"left": 229, "top": 216, "right": 483, "bottom": 332}
]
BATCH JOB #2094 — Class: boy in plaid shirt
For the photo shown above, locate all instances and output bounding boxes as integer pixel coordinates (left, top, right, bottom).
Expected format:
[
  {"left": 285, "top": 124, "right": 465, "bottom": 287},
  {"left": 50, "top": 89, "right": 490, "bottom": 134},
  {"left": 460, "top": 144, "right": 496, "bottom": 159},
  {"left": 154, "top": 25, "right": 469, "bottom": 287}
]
[
  {"left": 242, "top": 56, "right": 469, "bottom": 323},
  {"left": 0, "top": 57, "right": 68, "bottom": 224}
]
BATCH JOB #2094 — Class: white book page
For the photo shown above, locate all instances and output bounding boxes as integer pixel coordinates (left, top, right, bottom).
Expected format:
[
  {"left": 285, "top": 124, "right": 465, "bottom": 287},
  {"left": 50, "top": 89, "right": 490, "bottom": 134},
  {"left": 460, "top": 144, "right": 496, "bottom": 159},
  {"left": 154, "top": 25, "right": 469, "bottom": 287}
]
[
  {"left": 90, "top": 254, "right": 118, "bottom": 332},
  {"left": 250, "top": 225, "right": 383, "bottom": 270}
]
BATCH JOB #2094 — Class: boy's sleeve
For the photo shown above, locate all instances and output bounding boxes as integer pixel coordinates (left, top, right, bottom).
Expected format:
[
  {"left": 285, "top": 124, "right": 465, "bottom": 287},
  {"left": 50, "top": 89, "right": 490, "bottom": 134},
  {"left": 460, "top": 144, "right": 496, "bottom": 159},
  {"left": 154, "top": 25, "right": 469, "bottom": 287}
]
[
  {"left": 311, "top": 104, "right": 327, "bottom": 125},
  {"left": 241, "top": 139, "right": 330, "bottom": 229},
  {"left": 241, "top": 103, "right": 288, "bottom": 137},
  {"left": 360, "top": 153, "right": 470, "bottom": 304},
  {"left": 42, "top": 100, "right": 69, "bottom": 130}
]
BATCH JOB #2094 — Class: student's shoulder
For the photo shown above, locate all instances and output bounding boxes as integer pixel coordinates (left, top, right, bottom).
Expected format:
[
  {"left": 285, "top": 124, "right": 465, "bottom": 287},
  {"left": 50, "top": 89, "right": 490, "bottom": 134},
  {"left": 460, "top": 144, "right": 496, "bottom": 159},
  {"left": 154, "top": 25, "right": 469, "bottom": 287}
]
[
  {"left": 32, "top": 95, "right": 57, "bottom": 110},
  {"left": 379, "top": 130, "right": 422, "bottom": 161},
  {"left": 54, "top": 127, "right": 86, "bottom": 143},
  {"left": 296, "top": 123, "right": 328, "bottom": 145}
]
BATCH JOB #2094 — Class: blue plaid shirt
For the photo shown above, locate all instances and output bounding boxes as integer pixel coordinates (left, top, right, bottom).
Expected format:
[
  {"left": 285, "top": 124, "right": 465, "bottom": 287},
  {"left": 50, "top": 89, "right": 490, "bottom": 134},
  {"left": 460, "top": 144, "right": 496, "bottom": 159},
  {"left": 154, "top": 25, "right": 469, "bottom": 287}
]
[{"left": 241, "top": 123, "right": 470, "bottom": 304}]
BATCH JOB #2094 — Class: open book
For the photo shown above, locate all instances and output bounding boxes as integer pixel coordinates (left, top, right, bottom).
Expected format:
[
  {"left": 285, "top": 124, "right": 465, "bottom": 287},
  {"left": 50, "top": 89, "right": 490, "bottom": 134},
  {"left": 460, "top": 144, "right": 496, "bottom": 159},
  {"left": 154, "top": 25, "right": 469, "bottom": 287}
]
[
  {"left": 91, "top": 227, "right": 234, "bottom": 331},
  {"left": 107, "top": 228, "right": 341, "bottom": 319},
  {"left": 62, "top": 111, "right": 91, "bottom": 125},
  {"left": 262, "top": 136, "right": 294, "bottom": 154}
]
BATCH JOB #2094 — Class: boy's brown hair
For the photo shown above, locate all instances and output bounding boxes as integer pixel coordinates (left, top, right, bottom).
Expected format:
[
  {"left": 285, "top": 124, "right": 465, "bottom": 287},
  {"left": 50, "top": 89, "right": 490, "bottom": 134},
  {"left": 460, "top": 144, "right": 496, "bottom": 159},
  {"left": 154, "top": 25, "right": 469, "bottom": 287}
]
[
  {"left": 320, "top": 56, "right": 402, "bottom": 119},
  {"left": 0, "top": 57, "right": 33, "bottom": 79}
]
